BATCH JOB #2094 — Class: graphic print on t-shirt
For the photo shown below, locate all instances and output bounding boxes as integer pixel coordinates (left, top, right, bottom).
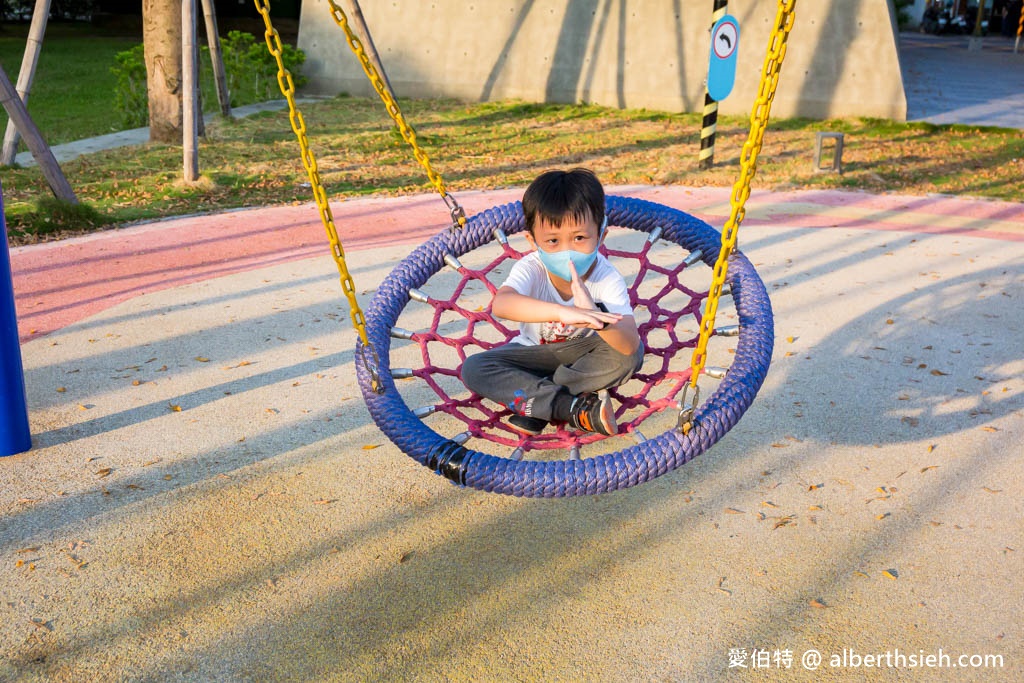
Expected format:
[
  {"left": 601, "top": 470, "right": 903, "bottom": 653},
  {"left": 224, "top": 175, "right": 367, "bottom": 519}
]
[{"left": 539, "top": 320, "right": 588, "bottom": 343}]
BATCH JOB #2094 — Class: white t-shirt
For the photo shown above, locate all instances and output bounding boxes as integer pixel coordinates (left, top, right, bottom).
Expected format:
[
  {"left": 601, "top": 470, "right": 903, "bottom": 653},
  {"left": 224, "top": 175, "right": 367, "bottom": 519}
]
[{"left": 500, "top": 251, "right": 633, "bottom": 346}]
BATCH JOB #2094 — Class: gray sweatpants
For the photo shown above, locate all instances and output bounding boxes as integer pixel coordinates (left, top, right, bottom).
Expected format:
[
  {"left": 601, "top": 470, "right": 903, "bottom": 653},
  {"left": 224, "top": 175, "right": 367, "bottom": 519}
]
[{"left": 461, "top": 335, "right": 644, "bottom": 421}]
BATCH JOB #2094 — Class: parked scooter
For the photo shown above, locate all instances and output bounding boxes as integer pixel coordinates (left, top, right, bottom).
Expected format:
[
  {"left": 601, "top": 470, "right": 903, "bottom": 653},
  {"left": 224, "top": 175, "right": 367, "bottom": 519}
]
[
  {"left": 921, "top": 2, "right": 988, "bottom": 35},
  {"left": 921, "top": 5, "right": 959, "bottom": 34}
]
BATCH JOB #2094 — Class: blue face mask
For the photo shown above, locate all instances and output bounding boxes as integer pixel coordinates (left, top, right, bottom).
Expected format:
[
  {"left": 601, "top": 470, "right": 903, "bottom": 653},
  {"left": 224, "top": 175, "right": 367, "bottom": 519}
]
[{"left": 535, "top": 216, "right": 607, "bottom": 282}]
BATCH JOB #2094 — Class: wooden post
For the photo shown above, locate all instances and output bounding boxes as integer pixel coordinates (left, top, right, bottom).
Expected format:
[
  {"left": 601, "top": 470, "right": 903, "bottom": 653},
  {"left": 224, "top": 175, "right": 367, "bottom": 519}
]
[
  {"left": 0, "top": 66, "right": 77, "bottom": 203},
  {"left": 0, "top": 0, "right": 52, "bottom": 166},
  {"left": 343, "top": 0, "right": 398, "bottom": 103},
  {"left": 200, "top": 0, "right": 231, "bottom": 117},
  {"left": 182, "top": 0, "right": 199, "bottom": 182}
]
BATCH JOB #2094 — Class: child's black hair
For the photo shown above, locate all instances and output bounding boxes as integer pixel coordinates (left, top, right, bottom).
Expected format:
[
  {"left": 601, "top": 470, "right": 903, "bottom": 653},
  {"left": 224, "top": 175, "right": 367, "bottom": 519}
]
[{"left": 522, "top": 168, "right": 605, "bottom": 235}]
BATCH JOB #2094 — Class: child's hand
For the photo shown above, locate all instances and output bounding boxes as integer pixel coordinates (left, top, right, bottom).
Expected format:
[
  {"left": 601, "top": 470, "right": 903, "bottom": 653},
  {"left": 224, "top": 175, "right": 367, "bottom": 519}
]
[
  {"left": 568, "top": 260, "right": 597, "bottom": 310},
  {"left": 557, "top": 305, "right": 621, "bottom": 330}
]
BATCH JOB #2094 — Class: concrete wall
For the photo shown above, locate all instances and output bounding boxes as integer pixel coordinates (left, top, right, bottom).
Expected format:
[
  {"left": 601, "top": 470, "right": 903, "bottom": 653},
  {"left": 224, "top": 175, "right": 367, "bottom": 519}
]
[{"left": 297, "top": 0, "right": 907, "bottom": 121}]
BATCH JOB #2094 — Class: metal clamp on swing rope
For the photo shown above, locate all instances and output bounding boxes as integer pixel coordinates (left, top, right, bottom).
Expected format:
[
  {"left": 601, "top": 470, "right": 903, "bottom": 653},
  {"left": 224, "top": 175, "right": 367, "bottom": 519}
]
[
  {"left": 444, "top": 193, "right": 467, "bottom": 231},
  {"left": 358, "top": 342, "right": 386, "bottom": 394},
  {"left": 677, "top": 382, "right": 700, "bottom": 434}
]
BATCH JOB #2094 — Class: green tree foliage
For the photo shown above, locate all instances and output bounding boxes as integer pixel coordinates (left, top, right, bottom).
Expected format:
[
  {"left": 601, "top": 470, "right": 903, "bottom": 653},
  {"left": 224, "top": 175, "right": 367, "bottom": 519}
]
[
  {"left": 0, "top": 0, "right": 95, "bottom": 21},
  {"left": 111, "top": 31, "right": 307, "bottom": 128}
]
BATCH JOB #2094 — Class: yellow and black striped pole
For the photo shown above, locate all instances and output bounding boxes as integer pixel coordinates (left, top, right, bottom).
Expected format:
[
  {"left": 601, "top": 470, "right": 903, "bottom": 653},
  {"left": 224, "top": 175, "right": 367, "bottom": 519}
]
[{"left": 699, "top": 0, "right": 729, "bottom": 170}]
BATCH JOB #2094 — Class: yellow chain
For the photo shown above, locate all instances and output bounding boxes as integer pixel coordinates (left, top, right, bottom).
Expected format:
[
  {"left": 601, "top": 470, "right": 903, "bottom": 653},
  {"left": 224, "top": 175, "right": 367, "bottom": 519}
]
[
  {"left": 253, "top": 0, "right": 383, "bottom": 392},
  {"left": 324, "top": 0, "right": 466, "bottom": 229},
  {"left": 682, "top": 0, "right": 796, "bottom": 432}
]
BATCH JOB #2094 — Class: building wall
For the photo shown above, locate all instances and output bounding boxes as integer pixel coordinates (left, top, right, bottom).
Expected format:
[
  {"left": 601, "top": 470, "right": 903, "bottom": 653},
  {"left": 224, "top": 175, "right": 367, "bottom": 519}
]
[{"left": 297, "top": 0, "right": 907, "bottom": 121}]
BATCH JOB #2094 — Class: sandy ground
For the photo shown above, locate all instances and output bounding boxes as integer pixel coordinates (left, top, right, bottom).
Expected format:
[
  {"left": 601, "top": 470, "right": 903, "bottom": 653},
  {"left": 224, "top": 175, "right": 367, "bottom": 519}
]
[{"left": 1, "top": 187, "right": 1022, "bottom": 681}]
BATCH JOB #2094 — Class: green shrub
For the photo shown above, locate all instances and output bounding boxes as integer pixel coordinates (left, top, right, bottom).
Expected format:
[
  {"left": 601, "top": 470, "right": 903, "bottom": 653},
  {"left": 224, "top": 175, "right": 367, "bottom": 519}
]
[
  {"left": 110, "top": 31, "right": 307, "bottom": 127},
  {"left": 111, "top": 44, "right": 149, "bottom": 129},
  {"left": 217, "top": 30, "right": 307, "bottom": 107},
  {"left": 894, "top": 0, "right": 915, "bottom": 30}
]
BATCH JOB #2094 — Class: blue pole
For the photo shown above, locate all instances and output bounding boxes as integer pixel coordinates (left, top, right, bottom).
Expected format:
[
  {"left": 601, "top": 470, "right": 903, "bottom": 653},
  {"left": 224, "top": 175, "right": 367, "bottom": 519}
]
[{"left": 0, "top": 181, "right": 31, "bottom": 456}]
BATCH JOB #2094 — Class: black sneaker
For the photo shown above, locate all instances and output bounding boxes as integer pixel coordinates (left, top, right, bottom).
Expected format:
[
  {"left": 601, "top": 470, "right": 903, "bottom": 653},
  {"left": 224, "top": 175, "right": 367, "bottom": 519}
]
[
  {"left": 567, "top": 392, "right": 617, "bottom": 436},
  {"left": 508, "top": 414, "right": 548, "bottom": 436}
]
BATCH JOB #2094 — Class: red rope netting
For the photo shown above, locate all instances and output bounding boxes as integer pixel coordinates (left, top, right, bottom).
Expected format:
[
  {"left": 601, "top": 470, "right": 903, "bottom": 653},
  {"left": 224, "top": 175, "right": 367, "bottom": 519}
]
[{"left": 390, "top": 233, "right": 712, "bottom": 458}]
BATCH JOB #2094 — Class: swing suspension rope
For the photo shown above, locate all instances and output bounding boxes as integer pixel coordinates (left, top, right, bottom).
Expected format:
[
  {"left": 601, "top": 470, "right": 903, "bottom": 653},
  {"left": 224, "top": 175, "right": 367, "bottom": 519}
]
[{"left": 253, "top": 0, "right": 795, "bottom": 495}]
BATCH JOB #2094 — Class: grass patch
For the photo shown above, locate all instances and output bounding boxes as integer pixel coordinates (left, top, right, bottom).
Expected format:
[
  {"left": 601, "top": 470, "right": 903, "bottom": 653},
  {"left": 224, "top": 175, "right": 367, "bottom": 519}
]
[
  {"left": 5, "top": 195, "right": 103, "bottom": 241},
  {"left": 2, "top": 96, "right": 1024, "bottom": 244},
  {"left": 0, "top": 24, "right": 140, "bottom": 144}
]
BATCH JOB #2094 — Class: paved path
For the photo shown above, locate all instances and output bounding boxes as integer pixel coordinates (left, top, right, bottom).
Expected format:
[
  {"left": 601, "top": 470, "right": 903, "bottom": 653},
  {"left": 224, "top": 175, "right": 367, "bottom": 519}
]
[
  {"left": 2, "top": 185, "right": 1023, "bottom": 680},
  {"left": 898, "top": 32, "right": 1024, "bottom": 128}
]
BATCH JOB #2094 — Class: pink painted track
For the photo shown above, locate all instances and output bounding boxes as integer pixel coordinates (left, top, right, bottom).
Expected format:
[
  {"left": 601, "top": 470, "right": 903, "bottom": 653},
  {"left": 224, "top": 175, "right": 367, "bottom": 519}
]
[{"left": 10, "top": 187, "right": 1024, "bottom": 342}]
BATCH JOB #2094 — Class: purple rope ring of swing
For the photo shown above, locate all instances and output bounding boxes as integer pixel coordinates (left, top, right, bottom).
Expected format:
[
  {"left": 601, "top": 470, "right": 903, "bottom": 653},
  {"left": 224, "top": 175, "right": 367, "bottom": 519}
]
[{"left": 356, "top": 195, "right": 774, "bottom": 498}]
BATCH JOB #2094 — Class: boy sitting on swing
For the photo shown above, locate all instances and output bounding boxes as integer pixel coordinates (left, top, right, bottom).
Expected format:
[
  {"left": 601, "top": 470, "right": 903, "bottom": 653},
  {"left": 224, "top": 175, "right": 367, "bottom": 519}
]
[{"left": 462, "top": 168, "right": 644, "bottom": 436}]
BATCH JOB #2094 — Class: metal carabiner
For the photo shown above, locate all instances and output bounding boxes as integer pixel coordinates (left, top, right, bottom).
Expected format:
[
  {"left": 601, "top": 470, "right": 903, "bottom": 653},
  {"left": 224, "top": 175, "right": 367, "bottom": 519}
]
[
  {"left": 444, "top": 193, "right": 467, "bottom": 231},
  {"left": 358, "top": 342, "right": 385, "bottom": 395},
  {"left": 677, "top": 382, "right": 701, "bottom": 434}
]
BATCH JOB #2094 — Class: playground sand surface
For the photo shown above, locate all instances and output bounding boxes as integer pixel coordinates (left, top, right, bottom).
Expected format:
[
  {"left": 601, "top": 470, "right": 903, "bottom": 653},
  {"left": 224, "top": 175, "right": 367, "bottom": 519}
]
[{"left": 1, "top": 187, "right": 1022, "bottom": 681}]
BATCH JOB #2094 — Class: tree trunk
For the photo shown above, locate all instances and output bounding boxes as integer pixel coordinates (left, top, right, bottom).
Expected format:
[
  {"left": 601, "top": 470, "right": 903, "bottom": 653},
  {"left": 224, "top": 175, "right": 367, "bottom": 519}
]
[{"left": 142, "top": 0, "right": 182, "bottom": 144}]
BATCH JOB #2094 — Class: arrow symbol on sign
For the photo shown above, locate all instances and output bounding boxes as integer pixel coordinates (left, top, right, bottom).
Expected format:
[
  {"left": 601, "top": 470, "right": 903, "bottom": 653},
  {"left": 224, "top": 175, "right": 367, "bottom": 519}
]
[{"left": 718, "top": 34, "right": 732, "bottom": 50}]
